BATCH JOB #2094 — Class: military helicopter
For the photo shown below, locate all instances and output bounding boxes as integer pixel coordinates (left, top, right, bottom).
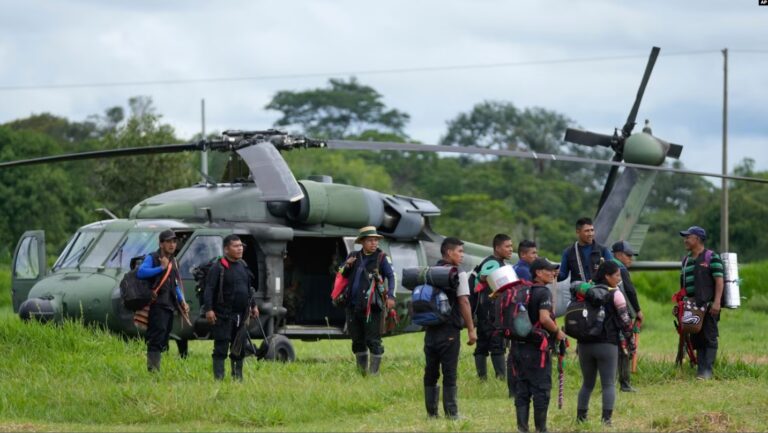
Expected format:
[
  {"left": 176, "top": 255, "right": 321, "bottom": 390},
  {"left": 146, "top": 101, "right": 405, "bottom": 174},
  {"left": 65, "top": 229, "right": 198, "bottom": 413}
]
[{"left": 5, "top": 47, "right": 767, "bottom": 361}]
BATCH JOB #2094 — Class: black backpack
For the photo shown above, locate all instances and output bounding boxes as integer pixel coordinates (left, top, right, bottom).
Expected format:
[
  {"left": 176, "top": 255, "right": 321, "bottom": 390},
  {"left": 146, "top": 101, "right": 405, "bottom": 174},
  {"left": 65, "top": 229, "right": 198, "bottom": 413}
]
[
  {"left": 563, "top": 284, "right": 614, "bottom": 342},
  {"left": 119, "top": 255, "right": 153, "bottom": 311},
  {"left": 495, "top": 283, "right": 535, "bottom": 339},
  {"left": 192, "top": 256, "right": 224, "bottom": 307}
]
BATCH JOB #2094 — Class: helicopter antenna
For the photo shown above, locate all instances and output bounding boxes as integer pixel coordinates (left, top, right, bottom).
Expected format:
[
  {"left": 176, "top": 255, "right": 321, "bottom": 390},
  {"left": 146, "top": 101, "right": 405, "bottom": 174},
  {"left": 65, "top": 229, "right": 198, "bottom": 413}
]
[{"left": 95, "top": 208, "right": 119, "bottom": 219}]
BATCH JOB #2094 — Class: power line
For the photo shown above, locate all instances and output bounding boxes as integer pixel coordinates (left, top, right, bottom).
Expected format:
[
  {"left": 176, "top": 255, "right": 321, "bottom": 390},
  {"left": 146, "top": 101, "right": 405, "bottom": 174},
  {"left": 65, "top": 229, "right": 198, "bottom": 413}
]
[{"left": 0, "top": 49, "right": 720, "bottom": 92}]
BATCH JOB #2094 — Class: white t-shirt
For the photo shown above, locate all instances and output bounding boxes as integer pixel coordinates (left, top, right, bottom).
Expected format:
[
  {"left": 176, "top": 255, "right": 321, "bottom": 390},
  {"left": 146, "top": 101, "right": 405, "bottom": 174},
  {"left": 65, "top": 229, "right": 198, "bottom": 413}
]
[{"left": 457, "top": 271, "right": 470, "bottom": 297}]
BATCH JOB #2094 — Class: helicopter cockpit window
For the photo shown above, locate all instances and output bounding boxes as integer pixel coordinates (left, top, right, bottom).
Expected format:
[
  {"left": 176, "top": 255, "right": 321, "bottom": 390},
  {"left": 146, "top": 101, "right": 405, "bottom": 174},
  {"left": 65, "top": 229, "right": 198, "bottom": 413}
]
[
  {"left": 14, "top": 236, "right": 39, "bottom": 279},
  {"left": 387, "top": 242, "right": 422, "bottom": 293},
  {"left": 105, "top": 231, "right": 158, "bottom": 270},
  {"left": 54, "top": 231, "right": 100, "bottom": 269},
  {"left": 178, "top": 235, "right": 224, "bottom": 279},
  {"left": 80, "top": 231, "right": 124, "bottom": 268}
]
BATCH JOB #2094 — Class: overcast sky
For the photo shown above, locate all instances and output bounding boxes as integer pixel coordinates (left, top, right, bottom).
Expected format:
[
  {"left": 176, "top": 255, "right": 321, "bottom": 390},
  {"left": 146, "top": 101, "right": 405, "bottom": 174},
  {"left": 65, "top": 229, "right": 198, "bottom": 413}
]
[{"left": 2, "top": 0, "right": 767, "bottom": 180}]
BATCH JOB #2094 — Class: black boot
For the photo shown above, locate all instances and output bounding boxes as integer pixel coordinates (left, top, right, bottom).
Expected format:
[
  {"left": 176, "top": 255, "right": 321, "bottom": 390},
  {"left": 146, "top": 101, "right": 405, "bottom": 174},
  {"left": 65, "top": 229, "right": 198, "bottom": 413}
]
[
  {"left": 474, "top": 354, "right": 488, "bottom": 380},
  {"left": 697, "top": 348, "right": 716, "bottom": 380},
  {"left": 424, "top": 386, "right": 440, "bottom": 418},
  {"left": 355, "top": 352, "right": 368, "bottom": 375},
  {"left": 213, "top": 358, "right": 225, "bottom": 380},
  {"left": 147, "top": 351, "right": 161, "bottom": 373},
  {"left": 602, "top": 409, "right": 613, "bottom": 426},
  {"left": 231, "top": 359, "right": 243, "bottom": 381},
  {"left": 491, "top": 353, "right": 506, "bottom": 379},
  {"left": 515, "top": 404, "right": 530, "bottom": 432},
  {"left": 533, "top": 406, "right": 548, "bottom": 433},
  {"left": 443, "top": 386, "right": 459, "bottom": 420},
  {"left": 619, "top": 353, "right": 636, "bottom": 392},
  {"left": 369, "top": 354, "right": 382, "bottom": 376},
  {"left": 576, "top": 409, "right": 588, "bottom": 423}
]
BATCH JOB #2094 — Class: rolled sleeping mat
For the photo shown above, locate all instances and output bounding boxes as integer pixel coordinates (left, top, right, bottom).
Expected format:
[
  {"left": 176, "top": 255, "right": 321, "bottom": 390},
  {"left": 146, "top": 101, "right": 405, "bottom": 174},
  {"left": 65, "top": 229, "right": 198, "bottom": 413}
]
[{"left": 402, "top": 266, "right": 459, "bottom": 290}]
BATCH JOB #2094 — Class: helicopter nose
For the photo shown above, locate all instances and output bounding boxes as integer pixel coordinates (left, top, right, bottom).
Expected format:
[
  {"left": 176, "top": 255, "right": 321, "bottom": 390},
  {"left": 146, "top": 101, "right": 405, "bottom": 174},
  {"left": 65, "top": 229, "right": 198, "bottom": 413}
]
[{"left": 18, "top": 296, "right": 58, "bottom": 323}]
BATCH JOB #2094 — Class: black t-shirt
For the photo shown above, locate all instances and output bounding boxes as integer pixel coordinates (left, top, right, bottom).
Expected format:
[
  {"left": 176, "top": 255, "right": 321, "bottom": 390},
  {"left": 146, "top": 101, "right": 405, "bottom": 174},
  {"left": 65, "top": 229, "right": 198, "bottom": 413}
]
[{"left": 526, "top": 284, "right": 553, "bottom": 326}]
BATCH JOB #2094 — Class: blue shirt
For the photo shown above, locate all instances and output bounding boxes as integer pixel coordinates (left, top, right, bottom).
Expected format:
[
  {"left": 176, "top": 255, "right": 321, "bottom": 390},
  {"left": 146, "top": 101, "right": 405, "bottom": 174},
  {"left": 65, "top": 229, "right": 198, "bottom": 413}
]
[
  {"left": 137, "top": 254, "right": 184, "bottom": 303},
  {"left": 513, "top": 259, "right": 532, "bottom": 282},
  {"left": 341, "top": 250, "right": 395, "bottom": 307}
]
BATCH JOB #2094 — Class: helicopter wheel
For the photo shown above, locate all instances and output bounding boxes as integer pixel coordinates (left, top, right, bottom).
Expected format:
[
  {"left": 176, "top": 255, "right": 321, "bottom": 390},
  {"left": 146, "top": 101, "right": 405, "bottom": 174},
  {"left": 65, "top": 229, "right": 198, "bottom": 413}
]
[{"left": 258, "top": 334, "right": 295, "bottom": 362}]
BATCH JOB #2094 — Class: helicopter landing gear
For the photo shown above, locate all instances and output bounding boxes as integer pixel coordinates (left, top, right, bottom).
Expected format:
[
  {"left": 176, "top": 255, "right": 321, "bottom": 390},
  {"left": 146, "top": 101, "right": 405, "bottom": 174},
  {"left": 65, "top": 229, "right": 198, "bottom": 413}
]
[{"left": 257, "top": 334, "right": 295, "bottom": 362}]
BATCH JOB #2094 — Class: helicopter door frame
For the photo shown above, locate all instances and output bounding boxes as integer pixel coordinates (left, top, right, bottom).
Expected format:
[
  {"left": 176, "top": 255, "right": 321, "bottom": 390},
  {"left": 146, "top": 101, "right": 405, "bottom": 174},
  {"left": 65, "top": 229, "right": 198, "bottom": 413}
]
[{"left": 11, "top": 230, "right": 46, "bottom": 313}]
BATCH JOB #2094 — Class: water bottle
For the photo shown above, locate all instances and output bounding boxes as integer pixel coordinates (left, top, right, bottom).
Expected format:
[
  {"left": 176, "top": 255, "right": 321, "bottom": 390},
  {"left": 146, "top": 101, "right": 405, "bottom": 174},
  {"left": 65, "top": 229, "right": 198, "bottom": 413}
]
[{"left": 590, "top": 306, "right": 606, "bottom": 336}]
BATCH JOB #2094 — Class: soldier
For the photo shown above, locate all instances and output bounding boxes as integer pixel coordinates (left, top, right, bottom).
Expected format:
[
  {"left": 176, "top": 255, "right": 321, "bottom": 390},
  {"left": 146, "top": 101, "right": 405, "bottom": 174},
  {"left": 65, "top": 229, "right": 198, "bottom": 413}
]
[
  {"left": 558, "top": 217, "right": 613, "bottom": 283},
  {"left": 611, "top": 240, "right": 643, "bottom": 392},
  {"left": 470, "top": 233, "right": 513, "bottom": 380},
  {"left": 203, "top": 234, "right": 259, "bottom": 381},
  {"left": 679, "top": 226, "right": 724, "bottom": 380},
  {"left": 423, "top": 237, "right": 477, "bottom": 419},
  {"left": 339, "top": 226, "right": 395, "bottom": 375},
  {"left": 137, "top": 229, "right": 190, "bottom": 372},
  {"left": 509, "top": 258, "right": 566, "bottom": 432}
]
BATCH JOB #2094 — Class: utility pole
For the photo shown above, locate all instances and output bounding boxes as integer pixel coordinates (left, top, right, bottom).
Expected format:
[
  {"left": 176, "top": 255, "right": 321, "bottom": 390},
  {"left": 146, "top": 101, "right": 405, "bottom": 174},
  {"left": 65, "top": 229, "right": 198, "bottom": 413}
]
[
  {"left": 721, "top": 49, "right": 729, "bottom": 252},
  {"left": 201, "top": 99, "right": 208, "bottom": 180}
]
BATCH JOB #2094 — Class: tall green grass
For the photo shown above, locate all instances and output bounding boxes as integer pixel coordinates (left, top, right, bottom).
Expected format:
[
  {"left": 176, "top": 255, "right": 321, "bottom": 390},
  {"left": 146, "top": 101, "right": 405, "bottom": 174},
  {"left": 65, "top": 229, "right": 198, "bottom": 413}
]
[
  {"left": 0, "top": 267, "right": 10, "bottom": 308},
  {"left": 1, "top": 298, "right": 767, "bottom": 432}
]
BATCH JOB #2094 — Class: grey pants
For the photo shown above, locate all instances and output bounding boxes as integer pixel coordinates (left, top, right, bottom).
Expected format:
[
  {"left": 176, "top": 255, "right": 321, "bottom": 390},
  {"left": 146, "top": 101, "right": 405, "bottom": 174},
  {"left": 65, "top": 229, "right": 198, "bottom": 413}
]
[{"left": 577, "top": 342, "right": 618, "bottom": 411}]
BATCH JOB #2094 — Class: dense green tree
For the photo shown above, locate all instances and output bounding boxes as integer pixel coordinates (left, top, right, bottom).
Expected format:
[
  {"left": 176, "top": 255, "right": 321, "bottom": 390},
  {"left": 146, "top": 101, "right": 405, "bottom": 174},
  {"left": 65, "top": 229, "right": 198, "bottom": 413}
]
[{"left": 266, "top": 77, "right": 410, "bottom": 139}]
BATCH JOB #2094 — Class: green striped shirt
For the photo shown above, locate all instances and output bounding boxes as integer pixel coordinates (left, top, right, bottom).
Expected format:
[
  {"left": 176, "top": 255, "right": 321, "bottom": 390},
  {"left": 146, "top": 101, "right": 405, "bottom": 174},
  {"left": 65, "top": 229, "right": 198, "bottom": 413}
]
[{"left": 682, "top": 250, "right": 724, "bottom": 295}]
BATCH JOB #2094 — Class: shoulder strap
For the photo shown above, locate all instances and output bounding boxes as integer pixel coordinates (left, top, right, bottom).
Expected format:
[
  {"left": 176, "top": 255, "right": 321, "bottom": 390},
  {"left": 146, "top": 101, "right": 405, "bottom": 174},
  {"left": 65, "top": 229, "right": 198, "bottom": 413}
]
[
  {"left": 574, "top": 242, "right": 586, "bottom": 281},
  {"left": 152, "top": 261, "right": 174, "bottom": 294},
  {"left": 704, "top": 249, "right": 713, "bottom": 265}
]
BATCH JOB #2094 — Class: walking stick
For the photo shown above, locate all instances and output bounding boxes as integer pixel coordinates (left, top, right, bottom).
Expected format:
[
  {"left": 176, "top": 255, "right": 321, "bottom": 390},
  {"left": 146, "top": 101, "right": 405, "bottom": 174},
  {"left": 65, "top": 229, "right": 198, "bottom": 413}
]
[
  {"left": 557, "top": 338, "right": 568, "bottom": 410},
  {"left": 631, "top": 322, "right": 640, "bottom": 373}
]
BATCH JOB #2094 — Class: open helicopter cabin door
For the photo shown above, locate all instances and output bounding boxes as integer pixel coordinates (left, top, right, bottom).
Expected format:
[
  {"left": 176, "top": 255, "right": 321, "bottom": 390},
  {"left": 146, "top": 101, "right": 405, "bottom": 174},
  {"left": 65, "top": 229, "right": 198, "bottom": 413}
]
[{"left": 11, "top": 230, "right": 46, "bottom": 312}]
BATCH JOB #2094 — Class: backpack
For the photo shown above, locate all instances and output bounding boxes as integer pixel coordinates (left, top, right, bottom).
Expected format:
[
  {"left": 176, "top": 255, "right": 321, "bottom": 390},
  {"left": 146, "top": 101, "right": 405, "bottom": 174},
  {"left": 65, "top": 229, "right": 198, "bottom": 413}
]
[
  {"left": 119, "top": 255, "right": 153, "bottom": 311},
  {"left": 563, "top": 284, "right": 614, "bottom": 342},
  {"left": 192, "top": 256, "right": 225, "bottom": 307},
  {"left": 411, "top": 284, "right": 452, "bottom": 327},
  {"left": 496, "top": 283, "right": 535, "bottom": 339}
]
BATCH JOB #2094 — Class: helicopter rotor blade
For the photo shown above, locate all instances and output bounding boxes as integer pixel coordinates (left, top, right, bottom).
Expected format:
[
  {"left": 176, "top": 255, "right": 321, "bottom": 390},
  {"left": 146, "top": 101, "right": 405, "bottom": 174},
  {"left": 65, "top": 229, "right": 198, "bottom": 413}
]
[
  {"left": 564, "top": 128, "right": 614, "bottom": 148},
  {"left": 622, "top": 46, "right": 660, "bottom": 138},
  {"left": 597, "top": 153, "right": 624, "bottom": 210},
  {"left": 235, "top": 142, "right": 304, "bottom": 202},
  {"left": 326, "top": 139, "right": 768, "bottom": 184},
  {"left": 0, "top": 142, "right": 202, "bottom": 169}
]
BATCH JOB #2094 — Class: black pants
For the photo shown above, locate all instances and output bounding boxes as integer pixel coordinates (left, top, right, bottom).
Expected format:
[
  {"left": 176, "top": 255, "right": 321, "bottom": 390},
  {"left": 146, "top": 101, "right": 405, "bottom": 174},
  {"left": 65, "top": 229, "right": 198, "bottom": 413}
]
[
  {"left": 510, "top": 341, "right": 552, "bottom": 411},
  {"left": 692, "top": 312, "right": 719, "bottom": 350},
  {"left": 146, "top": 306, "right": 174, "bottom": 353},
  {"left": 424, "top": 324, "right": 461, "bottom": 387},
  {"left": 347, "top": 308, "right": 383, "bottom": 355},
  {"left": 212, "top": 314, "right": 246, "bottom": 361},
  {"left": 474, "top": 326, "right": 505, "bottom": 357}
]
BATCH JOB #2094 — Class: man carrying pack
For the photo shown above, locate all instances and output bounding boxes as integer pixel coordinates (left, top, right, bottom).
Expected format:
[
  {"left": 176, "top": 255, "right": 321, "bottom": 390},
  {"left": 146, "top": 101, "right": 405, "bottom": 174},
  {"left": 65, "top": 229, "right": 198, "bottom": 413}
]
[
  {"left": 611, "top": 240, "right": 643, "bottom": 392},
  {"left": 340, "top": 226, "right": 395, "bottom": 375},
  {"left": 514, "top": 240, "right": 538, "bottom": 282},
  {"left": 679, "top": 226, "right": 724, "bottom": 380},
  {"left": 470, "top": 233, "right": 513, "bottom": 380},
  {"left": 423, "top": 237, "right": 477, "bottom": 419},
  {"left": 203, "top": 234, "right": 259, "bottom": 381},
  {"left": 509, "top": 258, "right": 566, "bottom": 433},
  {"left": 137, "top": 229, "right": 190, "bottom": 372},
  {"left": 558, "top": 217, "right": 613, "bottom": 283}
]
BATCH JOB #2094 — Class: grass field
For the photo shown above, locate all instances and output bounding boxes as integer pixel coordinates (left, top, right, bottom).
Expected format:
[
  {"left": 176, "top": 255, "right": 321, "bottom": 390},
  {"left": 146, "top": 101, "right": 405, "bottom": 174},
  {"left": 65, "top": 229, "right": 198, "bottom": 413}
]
[{"left": 1, "top": 265, "right": 768, "bottom": 431}]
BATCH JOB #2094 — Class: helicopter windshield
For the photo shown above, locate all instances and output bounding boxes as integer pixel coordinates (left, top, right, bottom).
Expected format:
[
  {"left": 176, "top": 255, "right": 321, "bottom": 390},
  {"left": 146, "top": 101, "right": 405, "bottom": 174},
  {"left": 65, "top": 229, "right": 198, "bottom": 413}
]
[
  {"left": 105, "top": 231, "right": 157, "bottom": 270},
  {"left": 54, "top": 231, "right": 100, "bottom": 270},
  {"left": 80, "top": 231, "right": 124, "bottom": 268}
]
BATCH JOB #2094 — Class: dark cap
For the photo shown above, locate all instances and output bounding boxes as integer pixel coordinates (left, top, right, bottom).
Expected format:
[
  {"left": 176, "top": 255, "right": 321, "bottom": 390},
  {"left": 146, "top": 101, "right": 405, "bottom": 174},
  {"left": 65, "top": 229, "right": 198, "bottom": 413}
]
[
  {"left": 611, "top": 240, "right": 638, "bottom": 256},
  {"left": 159, "top": 229, "right": 177, "bottom": 242},
  {"left": 679, "top": 226, "right": 707, "bottom": 240},
  {"left": 530, "top": 258, "right": 560, "bottom": 276}
]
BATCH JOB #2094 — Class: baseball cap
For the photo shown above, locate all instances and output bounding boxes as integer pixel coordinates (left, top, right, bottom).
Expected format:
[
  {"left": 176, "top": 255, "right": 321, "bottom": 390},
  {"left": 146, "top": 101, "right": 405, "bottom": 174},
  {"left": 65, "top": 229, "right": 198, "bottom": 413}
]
[
  {"left": 529, "top": 258, "right": 559, "bottom": 276},
  {"left": 611, "top": 240, "right": 638, "bottom": 256},
  {"left": 679, "top": 226, "right": 707, "bottom": 240},
  {"left": 159, "top": 229, "right": 177, "bottom": 242}
]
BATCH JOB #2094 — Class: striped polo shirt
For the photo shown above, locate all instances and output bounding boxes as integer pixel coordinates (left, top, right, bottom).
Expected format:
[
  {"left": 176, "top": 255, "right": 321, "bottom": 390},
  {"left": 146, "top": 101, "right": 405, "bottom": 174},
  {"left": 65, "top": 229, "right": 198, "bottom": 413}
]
[{"left": 682, "top": 250, "right": 724, "bottom": 296}]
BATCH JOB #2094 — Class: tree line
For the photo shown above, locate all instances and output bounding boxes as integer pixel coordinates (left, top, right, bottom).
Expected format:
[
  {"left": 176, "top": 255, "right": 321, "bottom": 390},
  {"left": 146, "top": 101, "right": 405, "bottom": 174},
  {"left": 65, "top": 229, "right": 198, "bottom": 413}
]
[{"left": 1, "top": 79, "right": 766, "bottom": 263}]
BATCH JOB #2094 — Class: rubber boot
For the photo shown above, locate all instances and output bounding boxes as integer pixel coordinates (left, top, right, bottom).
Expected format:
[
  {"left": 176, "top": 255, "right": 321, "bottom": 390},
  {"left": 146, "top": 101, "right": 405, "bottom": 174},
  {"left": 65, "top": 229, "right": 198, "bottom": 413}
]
[
  {"left": 355, "top": 352, "right": 368, "bottom": 375},
  {"left": 474, "top": 354, "right": 488, "bottom": 380},
  {"left": 601, "top": 409, "right": 613, "bottom": 426},
  {"left": 491, "top": 353, "right": 507, "bottom": 379},
  {"left": 213, "top": 358, "right": 225, "bottom": 381},
  {"left": 424, "top": 386, "right": 440, "bottom": 418},
  {"left": 515, "top": 404, "right": 530, "bottom": 432},
  {"left": 231, "top": 359, "right": 243, "bottom": 382},
  {"left": 619, "top": 353, "right": 636, "bottom": 391},
  {"left": 369, "top": 354, "right": 382, "bottom": 376},
  {"left": 533, "top": 407, "right": 548, "bottom": 432},
  {"left": 576, "top": 409, "right": 588, "bottom": 423},
  {"left": 147, "top": 351, "right": 161, "bottom": 373},
  {"left": 697, "top": 347, "right": 716, "bottom": 380},
  {"left": 443, "top": 386, "right": 459, "bottom": 420}
]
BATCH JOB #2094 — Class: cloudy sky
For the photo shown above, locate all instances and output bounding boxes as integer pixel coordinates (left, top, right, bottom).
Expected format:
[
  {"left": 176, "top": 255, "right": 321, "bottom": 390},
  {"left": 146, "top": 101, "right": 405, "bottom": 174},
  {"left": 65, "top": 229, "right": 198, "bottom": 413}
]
[{"left": 2, "top": 0, "right": 767, "bottom": 179}]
